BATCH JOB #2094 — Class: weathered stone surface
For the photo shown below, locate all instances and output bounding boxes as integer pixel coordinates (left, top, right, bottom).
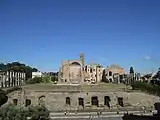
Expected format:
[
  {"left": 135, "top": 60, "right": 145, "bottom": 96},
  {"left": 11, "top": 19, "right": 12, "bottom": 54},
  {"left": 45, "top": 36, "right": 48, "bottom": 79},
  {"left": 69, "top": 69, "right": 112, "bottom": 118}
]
[{"left": 7, "top": 84, "right": 160, "bottom": 111}]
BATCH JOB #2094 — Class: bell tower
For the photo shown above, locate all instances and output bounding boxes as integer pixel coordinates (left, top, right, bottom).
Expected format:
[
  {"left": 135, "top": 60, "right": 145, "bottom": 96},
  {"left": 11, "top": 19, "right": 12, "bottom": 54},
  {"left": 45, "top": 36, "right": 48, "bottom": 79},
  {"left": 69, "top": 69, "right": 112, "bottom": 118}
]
[{"left": 80, "top": 53, "right": 84, "bottom": 66}]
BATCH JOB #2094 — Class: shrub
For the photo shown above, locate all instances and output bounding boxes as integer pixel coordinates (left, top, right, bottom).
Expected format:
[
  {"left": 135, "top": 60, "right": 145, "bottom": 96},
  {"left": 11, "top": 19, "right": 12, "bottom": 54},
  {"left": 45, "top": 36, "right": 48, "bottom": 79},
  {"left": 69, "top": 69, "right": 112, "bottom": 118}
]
[
  {"left": 131, "top": 81, "right": 160, "bottom": 96},
  {"left": 0, "top": 104, "right": 51, "bottom": 120}
]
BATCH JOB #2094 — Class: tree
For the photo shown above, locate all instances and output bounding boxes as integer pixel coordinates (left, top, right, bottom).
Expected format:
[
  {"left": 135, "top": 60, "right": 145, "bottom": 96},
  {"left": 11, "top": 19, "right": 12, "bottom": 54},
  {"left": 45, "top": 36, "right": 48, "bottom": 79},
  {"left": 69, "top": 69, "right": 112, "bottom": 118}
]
[
  {"left": 0, "top": 89, "right": 8, "bottom": 107},
  {"left": 129, "top": 66, "right": 134, "bottom": 74},
  {"left": 129, "top": 66, "right": 134, "bottom": 83},
  {"left": 0, "top": 63, "right": 6, "bottom": 71},
  {"left": 26, "top": 105, "right": 51, "bottom": 120},
  {"left": 0, "top": 62, "right": 39, "bottom": 80},
  {"left": 0, "top": 87, "right": 22, "bottom": 107},
  {"left": 32, "top": 68, "right": 38, "bottom": 72},
  {"left": 27, "top": 75, "right": 53, "bottom": 84},
  {"left": 27, "top": 77, "right": 43, "bottom": 84},
  {"left": 0, "top": 104, "right": 51, "bottom": 120},
  {"left": 102, "top": 69, "right": 108, "bottom": 83}
]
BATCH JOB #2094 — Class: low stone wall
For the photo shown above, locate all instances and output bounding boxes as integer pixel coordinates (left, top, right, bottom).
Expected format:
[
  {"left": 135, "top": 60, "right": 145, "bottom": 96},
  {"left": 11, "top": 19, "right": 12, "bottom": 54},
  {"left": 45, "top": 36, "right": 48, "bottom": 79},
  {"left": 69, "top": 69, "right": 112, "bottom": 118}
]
[{"left": 7, "top": 89, "right": 160, "bottom": 111}]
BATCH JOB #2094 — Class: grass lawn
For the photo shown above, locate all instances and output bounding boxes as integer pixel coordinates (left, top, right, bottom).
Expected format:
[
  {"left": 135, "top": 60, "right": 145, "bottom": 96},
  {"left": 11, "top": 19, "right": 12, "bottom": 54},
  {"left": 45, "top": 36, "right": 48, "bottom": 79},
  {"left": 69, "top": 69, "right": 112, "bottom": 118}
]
[{"left": 22, "top": 83, "right": 131, "bottom": 91}]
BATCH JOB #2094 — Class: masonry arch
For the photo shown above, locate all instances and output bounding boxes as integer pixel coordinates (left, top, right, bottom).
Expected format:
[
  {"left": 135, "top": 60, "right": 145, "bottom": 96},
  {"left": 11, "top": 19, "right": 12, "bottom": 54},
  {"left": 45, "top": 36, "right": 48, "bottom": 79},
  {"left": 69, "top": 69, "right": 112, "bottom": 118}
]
[
  {"left": 13, "top": 99, "right": 18, "bottom": 105},
  {"left": 38, "top": 95, "right": 46, "bottom": 106},
  {"left": 25, "top": 99, "right": 31, "bottom": 107},
  {"left": 117, "top": 97, "right": 124, "bottom": 107},
  {"left": 104, "top": 96, "right": 111, "bottom": 108},
  {"left": 70, "top": 62, "right": 81, "bottom": 66},
  {"left": 66, "top": 97, "right": 71, "bottom": 105},
  {"left": 91, "top": 96, "right": 99, "bottom": 107},
  {"left": 78, "top": 97, "right": 84, "bottom": 107},
  {"left": 109, "top": 71, "right": 112, "bottom": 76}
]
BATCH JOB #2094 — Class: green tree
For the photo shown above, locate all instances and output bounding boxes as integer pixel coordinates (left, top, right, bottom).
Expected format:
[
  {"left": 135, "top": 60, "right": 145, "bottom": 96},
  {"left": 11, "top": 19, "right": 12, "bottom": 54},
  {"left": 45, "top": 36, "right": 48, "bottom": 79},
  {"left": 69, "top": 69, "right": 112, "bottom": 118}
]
[
  {"left": 129, "top": 66, "right": 134, "bottom": 74},
  {"left": 102, "top": 69, "right": 108, "bottom": 83},
  {"left": 27, "top": 77, "right": 43, "bottom": 84},
  {"left": 32, "top": 68, "right": 38, "bottom": 72},
  {"left": 26, "top": 105, "right": 51, "bottom": 120},
  {"left": 0, "top": 89, "right": 8, "bottom": 107},
  {"left": 0, "top": 104, "right": 51, "bottom": 120},
  {"left": 129, "top": 66, "right": 134, "bottom": 83},
  {"left": 0, "top": 63, "right": 6, "bottom": 71},
  {"left": 42, "top": 75, "right": 52, "bottom": 83},
  {"left": 51, "top": 76, "right": 58, "bottom": 83},
  {"left": 1, "top": 62, "right": 39, "bottom": 80},
  {"left": 0, "top": 104, "right": 27, "bottom": 120}
]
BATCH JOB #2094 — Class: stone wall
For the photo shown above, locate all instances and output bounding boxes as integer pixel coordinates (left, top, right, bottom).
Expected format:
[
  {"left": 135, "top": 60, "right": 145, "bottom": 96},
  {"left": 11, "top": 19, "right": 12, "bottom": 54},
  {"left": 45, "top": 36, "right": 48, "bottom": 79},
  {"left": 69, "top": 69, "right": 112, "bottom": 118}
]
[{"left": 7, "top": 89, "right": 160, "bottom": 112}]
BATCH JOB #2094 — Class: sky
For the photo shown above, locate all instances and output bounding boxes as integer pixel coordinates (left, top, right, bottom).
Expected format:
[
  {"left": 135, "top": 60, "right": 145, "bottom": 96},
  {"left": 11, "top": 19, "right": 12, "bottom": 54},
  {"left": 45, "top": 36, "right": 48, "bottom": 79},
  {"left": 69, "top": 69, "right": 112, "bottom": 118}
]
[{"left": 0, "top": 0, "right": 160, "bottom": 73}]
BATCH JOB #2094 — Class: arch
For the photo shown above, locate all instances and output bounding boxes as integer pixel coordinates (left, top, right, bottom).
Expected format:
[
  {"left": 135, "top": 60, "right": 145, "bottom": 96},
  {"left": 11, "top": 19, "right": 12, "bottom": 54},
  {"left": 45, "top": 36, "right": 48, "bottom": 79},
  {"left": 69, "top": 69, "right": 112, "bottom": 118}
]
[
  {"left": 66, "top": 97, "right": 71, "bottom": 105},
  {"left": 78, "top": 97, "right": 84, "bottom": 107},
  {"left": 38, "top": 96, "right": 46, "bottom": 106},
  {"left": 70, "top": 62, "right": 81, "bottom": 66},
  {"left": 109, "top": 71, "right": 112, "bottom": 76},
  {"left": 109, "top": 78, "right": 112, "bottom": 82},
  {"left": 104, "top": 96, "right": 111, "bottom": 108},
  {"left": 117, "top": 97, "right": 124, "bottom": 107},
  {"left": 91, "top": 96, "right": 99, "bottom": 107},
  {"left": 25, "top": 99, "right": 31, "bottom": 107},
  {"left": 13, "top": 99, "right": 18, "bottom": 105}
]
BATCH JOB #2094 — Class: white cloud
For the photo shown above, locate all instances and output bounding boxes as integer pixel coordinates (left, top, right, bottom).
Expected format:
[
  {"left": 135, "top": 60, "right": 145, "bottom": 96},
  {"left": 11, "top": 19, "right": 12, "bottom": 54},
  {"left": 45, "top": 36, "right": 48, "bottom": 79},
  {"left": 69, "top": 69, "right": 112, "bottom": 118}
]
[{"left": 144, "top": 56, "right": 151, "bottom": 60}]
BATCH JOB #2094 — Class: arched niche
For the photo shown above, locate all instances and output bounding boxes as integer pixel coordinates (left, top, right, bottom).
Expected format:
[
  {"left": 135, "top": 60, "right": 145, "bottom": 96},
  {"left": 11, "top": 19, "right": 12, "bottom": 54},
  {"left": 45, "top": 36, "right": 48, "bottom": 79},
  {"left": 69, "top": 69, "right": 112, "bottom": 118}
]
[{"left": 38, "top": 95, "right": 46, "bottom": 106}]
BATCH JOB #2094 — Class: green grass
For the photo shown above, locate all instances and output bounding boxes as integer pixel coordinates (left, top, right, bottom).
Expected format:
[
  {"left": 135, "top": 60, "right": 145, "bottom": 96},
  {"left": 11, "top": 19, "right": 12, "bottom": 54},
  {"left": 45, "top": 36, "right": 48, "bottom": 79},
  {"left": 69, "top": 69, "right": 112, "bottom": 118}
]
[{"left": 22, "top": 83, "right": 130, "bottom": 91}]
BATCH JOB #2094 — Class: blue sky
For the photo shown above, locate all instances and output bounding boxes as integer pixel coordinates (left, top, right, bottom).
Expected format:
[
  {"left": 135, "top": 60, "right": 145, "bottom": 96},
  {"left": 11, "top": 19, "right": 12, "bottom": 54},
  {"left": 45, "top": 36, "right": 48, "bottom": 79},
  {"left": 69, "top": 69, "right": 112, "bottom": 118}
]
[{"left": 0, "top": 0, "right": 160, "bottom": 73}]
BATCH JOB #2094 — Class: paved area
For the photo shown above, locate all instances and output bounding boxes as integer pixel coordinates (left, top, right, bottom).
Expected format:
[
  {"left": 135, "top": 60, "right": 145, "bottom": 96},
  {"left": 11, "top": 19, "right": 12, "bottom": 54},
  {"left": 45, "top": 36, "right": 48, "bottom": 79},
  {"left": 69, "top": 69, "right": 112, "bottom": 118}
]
[
  {"left": 27, "top": 110, "right": 156, "bottom": 120},
  {"left": 49, "top": 111, "right": 156, "bottom": 120}
]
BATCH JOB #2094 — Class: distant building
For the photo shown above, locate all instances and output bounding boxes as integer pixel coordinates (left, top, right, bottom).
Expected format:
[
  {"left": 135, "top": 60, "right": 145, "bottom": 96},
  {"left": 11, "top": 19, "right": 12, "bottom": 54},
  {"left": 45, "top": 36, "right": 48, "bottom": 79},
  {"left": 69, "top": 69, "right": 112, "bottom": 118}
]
[
  {"left": 32, "top": 71, "right": 42, "bottom": 78},
  {"left": 83, "top": 64, "right": 104, "bottom": 83},
  {"left": 58, "top": 54, "right": 103, "bottom": 84},
  {"left": 135, "top": 73, "right": 141, "bottom": 81},
  {"left": 105, "top": 65, "right": 125, "bottom": 83}
]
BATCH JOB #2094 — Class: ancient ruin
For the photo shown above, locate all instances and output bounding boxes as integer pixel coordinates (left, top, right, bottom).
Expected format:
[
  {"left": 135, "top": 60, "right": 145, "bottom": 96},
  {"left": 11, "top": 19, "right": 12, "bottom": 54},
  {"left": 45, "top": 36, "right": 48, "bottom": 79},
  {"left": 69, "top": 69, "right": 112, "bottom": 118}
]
[
  {"left": 7, "top": 83, "right": 160, "bottom": 112},
  {"left": 0, "top": 71, "right": 26, "bottom": 88}
]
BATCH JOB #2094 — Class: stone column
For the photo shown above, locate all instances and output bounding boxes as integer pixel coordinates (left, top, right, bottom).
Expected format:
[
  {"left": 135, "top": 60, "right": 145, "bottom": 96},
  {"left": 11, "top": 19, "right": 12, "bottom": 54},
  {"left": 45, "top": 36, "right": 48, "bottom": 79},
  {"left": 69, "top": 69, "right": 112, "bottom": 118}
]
[
  {"left": 15, "top": 72, "right": 17, "bottom": 86},
  {"left": 21, "top": 72, "right": 23, "bottom": 85},
  {"left": 6, "top": 71, "right": 9, "bottom": 87},
  {"left": 19, "top": 72, "right": 22, "bottom": 85},
  {"left": 17, "top": 72, "right": 19, "bottom": 86},
  {"left": 10, "top": 71, "right": 12, "bottom": 87},
  {"left": 12, "top": 71, "right": 15, "bottom": 86},
  {"left": 17, "top": 72, "right": 20, "bottom": 86},
  {"left": 3, "top": 73, "right": 5, "bottom": 87}
]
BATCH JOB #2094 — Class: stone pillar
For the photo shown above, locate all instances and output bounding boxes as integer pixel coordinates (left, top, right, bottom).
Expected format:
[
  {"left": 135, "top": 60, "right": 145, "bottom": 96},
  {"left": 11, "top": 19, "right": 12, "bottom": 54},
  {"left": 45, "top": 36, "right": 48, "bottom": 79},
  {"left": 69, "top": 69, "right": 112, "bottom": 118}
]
[
  {"left": 19, "top": 72, "right": 22, "bottom": 85},
  {"left": 6, "top": 71, "right": 9, "bottom": 87},
  {"left": 12, "top": 71, "right": 15, "bottom": 86},
  {"left": 23, "top": 72, "right": 26, "bottom": 85},
  {"left": 10, "top": 71, "right": 12, "bottom": 87},
  {"left": 21, "top": 72, "right": 24, "bottom": 85},
  {"left": 17, "top": 72, "right": 20, "bottom": 86},
  {"left": 15, "top": 72, "right": 17, "bottom": 86},
  {"left": 3, "top": 73, "right": 6, "bottom": 87}
]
